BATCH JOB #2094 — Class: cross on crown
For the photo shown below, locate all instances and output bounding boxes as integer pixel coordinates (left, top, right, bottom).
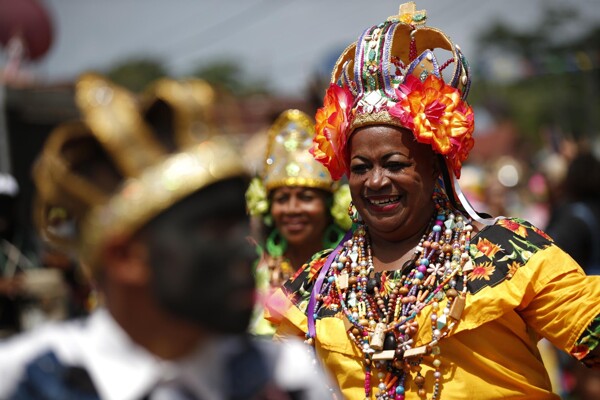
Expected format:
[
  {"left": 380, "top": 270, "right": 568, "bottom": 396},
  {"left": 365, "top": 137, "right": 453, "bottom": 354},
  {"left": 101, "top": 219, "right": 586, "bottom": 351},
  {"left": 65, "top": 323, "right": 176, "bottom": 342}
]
[{"left": 388, "top": 1, "right": 427, "bottom": 26}]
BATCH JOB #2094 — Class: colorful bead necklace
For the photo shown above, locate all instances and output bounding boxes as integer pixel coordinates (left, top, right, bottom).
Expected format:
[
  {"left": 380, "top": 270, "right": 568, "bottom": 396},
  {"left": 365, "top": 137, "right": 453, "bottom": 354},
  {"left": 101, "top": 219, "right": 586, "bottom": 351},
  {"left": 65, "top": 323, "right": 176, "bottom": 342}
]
[{"left": 312, "top": 188, "right": 473, "bottom": 399}]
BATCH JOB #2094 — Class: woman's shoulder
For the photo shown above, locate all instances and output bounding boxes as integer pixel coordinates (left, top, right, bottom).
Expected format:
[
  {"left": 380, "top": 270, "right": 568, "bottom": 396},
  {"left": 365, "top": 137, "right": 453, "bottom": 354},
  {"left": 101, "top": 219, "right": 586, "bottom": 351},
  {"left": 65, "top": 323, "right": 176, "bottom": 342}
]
[
  {"left": 465, "top": 217, "right": 556, "bottom": 294},
  {"left": 284, "top": 249, "right": 333, "bottom": 287},
  {"left": 477, "top": 217, "right": 554, "bottom": 247},
  {"left": 279, "top": 249, "right": 335, "bottom": 310}
]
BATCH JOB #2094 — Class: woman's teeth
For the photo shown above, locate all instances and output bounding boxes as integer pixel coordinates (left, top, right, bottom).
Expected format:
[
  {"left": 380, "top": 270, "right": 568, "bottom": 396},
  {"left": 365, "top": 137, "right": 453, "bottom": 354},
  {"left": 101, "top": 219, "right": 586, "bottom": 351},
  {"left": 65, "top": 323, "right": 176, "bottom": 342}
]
[{"left": 369, "top": 196, "right": 400, "bottom": 206}]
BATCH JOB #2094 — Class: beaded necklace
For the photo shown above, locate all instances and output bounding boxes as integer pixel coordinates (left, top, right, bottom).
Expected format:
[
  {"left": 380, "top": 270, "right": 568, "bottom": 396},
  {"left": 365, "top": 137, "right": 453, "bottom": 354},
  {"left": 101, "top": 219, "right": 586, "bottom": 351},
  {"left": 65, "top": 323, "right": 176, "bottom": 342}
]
[{"left": 312, "top": 188, "right": 473, "bottom": 399}]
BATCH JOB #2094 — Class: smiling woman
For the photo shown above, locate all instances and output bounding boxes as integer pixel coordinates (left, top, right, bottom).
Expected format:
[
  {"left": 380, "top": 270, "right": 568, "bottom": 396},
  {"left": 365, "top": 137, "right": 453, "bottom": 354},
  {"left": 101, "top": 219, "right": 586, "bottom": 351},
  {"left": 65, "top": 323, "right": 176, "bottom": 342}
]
[
  {"left": 245, "top": 109, "right": 351, "bottom": 336},
  {"left": 270, "top": 186, "right": 329, "bottom": 252}
]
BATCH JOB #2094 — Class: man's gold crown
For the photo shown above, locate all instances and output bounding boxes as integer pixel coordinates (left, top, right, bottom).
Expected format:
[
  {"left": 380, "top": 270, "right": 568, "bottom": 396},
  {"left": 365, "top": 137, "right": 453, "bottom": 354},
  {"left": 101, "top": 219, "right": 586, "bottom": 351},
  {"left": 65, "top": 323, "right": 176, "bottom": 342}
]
[{"left": 33, "top": 73, "right": 247, "bottom": 270}]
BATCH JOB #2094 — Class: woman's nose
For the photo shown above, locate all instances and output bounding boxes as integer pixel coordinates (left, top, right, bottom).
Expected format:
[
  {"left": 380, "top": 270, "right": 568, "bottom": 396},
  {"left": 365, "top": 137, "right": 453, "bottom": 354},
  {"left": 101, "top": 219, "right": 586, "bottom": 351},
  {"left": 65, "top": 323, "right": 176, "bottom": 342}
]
[
  {"left": 366, "top": 168, "right": 389, "bottom": 190},
  {"left": 283, "top": 196, "right": 300, "bottom": 212}
]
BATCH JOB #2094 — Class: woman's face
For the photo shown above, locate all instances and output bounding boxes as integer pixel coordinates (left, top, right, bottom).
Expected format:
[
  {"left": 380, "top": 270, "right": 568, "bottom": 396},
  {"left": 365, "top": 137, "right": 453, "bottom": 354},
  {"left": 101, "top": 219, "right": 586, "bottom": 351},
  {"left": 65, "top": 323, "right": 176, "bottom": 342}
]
[
  {"left": 348, "top": 125, "right": 439, "bottom": 242},
  {"left": 270, "top": 186, "right": 329, "bottom": 247}
]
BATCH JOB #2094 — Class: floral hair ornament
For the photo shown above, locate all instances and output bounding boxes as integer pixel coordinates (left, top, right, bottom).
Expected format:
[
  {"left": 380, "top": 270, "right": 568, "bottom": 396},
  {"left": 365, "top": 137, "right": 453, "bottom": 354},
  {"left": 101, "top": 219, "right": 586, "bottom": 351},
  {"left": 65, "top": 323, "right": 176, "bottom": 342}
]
[
  {"left": 311, "top": 1, "right": 494, "bottom": 226},
  {"left": 389, "top": 74, "right": 475, "bottom": 176},
  {"left": 311, "top": 83, "right": 355, "bottom": 181}
]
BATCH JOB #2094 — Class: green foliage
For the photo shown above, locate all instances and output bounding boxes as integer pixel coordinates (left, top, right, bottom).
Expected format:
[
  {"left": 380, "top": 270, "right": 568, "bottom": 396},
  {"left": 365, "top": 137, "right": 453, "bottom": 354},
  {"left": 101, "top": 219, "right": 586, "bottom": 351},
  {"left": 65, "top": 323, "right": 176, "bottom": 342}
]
[
  {"left": 473, "top": 6, "right": 600, "bottom": 142},
  {"left": 106, "top": 58, "right": 168, "bottom": 93}
]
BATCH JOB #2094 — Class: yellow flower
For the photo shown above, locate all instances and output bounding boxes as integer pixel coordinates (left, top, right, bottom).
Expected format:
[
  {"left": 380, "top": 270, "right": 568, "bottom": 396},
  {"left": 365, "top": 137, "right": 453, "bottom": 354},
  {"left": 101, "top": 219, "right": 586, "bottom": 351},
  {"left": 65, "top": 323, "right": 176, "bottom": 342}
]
[
  {"left": 245, "top": 177, "right": 269, "bottom": 216},
  {"left": 469, "top": 261, "right": 496, "bottom": 281},
  {"left": 331, "top": 184, "right": 352, "bottom": 230},
  {"left": 507, "top": 261, "right": 520, "bottom": 278}
]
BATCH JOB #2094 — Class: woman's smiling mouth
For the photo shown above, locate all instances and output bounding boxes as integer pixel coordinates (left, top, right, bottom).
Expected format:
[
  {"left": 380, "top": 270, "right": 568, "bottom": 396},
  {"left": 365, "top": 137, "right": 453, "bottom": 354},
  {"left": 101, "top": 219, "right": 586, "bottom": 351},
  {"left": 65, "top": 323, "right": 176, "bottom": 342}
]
[{"left": 365, "top": 195, "right": 402, "bottom": 211}]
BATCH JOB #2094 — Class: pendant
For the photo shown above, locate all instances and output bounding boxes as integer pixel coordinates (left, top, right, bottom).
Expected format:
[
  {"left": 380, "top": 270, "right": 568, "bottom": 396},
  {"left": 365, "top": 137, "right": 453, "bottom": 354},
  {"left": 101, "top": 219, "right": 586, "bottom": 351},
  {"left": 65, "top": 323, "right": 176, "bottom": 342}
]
[
  {"left": 372, "top": 350, "right": 395, "bottom": 361},
  {"left": 337, "top": 273, "right": 349, "bottom": 290},
  {"left": 449, "top": 294, "right": 466, "bottom": 320},
  {"left": 404, "top": 345, "right": 428, "bottom": 358},
  {"left": 370, "top": 322, "right": 386, "bottom": 351}
]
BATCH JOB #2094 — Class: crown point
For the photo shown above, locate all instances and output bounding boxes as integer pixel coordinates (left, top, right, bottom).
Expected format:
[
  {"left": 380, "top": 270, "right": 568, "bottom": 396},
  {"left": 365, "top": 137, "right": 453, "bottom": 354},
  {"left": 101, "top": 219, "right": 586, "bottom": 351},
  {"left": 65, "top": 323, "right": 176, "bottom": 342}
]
[
  {"left": 93, "top": 86, "right": 114, "bottom": 106},
  {"left": 395, "top": 2, "right": 427, "bottom": 26}
]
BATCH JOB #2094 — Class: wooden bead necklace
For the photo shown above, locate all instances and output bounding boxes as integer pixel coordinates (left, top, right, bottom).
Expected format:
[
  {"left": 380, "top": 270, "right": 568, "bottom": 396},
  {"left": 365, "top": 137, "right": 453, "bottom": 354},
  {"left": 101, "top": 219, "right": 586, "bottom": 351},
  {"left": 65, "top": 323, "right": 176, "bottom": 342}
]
[{"left": 317, "top": 188, "right": 473, "bottom": 399}]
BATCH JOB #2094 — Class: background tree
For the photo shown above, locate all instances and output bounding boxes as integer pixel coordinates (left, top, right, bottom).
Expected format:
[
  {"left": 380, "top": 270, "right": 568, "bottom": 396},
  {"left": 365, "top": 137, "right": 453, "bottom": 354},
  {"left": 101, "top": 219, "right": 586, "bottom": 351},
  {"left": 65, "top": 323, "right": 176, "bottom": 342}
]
[
  {"left": 106, "top": 58, "right": 168, "bottom": 93},
  {"left": 191, "top": 59, "right": 270, "bottom": 97},
  {"left": 471, "top": 5, "right": 600, "bottom": 144}
]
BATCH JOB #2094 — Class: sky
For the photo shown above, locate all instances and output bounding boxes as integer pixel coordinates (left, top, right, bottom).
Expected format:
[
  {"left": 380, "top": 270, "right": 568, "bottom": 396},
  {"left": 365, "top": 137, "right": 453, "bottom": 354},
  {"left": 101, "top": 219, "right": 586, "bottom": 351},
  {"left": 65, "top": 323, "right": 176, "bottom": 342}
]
[{"left": 15, "top": 0, "right": 600, "bottom": 95}]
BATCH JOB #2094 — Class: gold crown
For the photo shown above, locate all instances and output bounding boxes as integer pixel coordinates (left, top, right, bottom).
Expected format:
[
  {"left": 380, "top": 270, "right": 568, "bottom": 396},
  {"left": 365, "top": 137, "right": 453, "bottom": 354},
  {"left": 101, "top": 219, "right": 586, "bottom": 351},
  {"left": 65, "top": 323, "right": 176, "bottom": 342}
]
[
  {"left": 332, "top": 1, "right": 471, "bottom": 134},
  {"left": 33, "top": 73, "right": 247, "bottom": 270},
  {"left": 262, "top": 109, "right": 334, "bottom": 193},
  {"left": 312, "top": 2, "right": 475, "bottom": 180}
]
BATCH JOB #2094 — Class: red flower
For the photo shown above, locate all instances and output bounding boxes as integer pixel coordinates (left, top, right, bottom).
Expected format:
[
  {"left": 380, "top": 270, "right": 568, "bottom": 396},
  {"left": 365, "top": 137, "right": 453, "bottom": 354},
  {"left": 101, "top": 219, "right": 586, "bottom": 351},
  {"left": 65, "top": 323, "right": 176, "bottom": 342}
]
[
  {"left": 307, "top": 258, "right": 327, "bottom": 282},
  {"left": 533, "top": 226, "right": 552, "bottom": 241},
  {"left": 499, "top": 219, "right": 528, "bottom": 238},
  {"left": 311, "top": 84, "right": 355, "bottom": 180}
]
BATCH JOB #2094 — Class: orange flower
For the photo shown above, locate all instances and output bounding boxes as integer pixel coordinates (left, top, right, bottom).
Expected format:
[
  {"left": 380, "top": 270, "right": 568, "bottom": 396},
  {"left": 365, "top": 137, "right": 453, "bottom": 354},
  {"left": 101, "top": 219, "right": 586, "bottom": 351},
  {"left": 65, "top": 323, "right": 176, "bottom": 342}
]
[
  {"left": 475, "top": 238, "right": 503, "bottom": 258},
  {"left": 311, "top": 84, "right": 355, "bottom": 180},
  {"left": 507, "top": 261, "right": 521, "bottom": 277},
  {"left": 389, "top": 75, "right": 474, "bottom": 177},
  {"left": 307, "top": 258, "right": 327, "bottom": 282},
  {"left": 469, "top": 261, "right": 496, "bottom": 281},
  {"left": 499, "top": 219, "right": 528, "bottom": 238}
]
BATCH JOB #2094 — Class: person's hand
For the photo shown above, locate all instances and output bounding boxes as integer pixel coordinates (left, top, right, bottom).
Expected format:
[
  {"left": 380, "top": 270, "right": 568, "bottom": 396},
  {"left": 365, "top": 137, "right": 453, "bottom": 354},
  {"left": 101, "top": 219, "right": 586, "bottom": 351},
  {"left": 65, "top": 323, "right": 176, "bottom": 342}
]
[{"left": 0, "top": 276, "right": 23, "bottom": 298}]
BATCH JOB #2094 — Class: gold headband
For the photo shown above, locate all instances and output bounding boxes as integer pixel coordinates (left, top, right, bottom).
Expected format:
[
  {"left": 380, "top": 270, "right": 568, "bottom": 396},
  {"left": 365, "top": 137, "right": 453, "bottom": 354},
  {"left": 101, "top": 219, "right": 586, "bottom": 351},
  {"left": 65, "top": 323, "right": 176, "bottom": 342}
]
[{"left": 263, "top": 109, "right": 335, "bottom": 193}]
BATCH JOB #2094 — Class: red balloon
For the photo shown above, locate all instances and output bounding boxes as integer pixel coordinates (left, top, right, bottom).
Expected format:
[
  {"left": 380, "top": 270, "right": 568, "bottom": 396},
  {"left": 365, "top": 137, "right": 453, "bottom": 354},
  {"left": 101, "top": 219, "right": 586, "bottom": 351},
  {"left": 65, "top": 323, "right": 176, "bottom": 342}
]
[{"left": 0, "top": 0, "right": 54, "bottom": 61}]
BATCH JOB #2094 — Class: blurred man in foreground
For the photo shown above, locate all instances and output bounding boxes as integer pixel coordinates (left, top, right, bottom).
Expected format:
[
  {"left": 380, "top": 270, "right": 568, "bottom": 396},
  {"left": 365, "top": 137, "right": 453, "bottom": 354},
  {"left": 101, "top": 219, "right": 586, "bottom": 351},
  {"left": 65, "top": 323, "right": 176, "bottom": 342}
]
[{"left": 0, "top": 74, "right": 335, "bottom": 400}]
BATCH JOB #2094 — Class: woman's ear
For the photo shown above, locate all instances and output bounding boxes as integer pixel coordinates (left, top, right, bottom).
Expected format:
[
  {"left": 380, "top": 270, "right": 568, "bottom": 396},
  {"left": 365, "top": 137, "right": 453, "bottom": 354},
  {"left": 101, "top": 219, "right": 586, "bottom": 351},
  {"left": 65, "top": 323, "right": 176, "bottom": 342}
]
[{"left": 99, "top": 235, "right": 151, "bottom": 286}]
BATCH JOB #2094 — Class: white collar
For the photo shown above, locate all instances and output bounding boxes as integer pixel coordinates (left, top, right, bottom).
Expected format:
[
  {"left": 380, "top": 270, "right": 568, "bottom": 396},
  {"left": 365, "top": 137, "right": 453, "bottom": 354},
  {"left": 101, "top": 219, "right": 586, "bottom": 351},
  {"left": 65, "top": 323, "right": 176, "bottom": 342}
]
[
  {"left": 71, "top": 309, "right": 243, "bottom": 400},
  {"left": 74, "top": 309, "right": 161, "bottom": 400}
]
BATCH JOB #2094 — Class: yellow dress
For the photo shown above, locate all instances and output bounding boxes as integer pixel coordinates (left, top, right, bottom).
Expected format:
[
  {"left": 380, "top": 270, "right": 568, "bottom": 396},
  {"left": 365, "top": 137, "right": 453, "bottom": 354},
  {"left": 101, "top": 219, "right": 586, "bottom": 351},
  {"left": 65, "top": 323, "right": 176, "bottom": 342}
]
[{"left": 266, "top": 218, "right": 600, "bottom": 399}]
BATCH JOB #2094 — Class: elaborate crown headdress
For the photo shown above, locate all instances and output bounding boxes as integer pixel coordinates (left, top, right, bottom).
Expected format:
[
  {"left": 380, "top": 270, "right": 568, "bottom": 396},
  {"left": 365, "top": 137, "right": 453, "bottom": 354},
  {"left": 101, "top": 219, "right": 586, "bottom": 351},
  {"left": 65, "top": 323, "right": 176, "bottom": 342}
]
[
  {"left": 245, "top": 109, "right": 351, "bottom": 230},
  {"left": 33, "top": 73, "right": 247, "bottom": 270},
  {"left": 263, "top": 109, "right": 335, "bottom": 192},
  {"left": 311, "top": 2, "right": 474, "bottom": 181}
]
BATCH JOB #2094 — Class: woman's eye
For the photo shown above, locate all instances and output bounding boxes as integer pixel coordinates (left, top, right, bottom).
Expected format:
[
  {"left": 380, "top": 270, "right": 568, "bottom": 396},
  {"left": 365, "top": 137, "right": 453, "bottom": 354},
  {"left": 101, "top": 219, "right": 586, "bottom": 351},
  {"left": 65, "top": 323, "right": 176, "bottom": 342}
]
[
  {"left": 273, "top": 195, "right": 288, "bottom": 204},
  {"left": 350, "top": 164, "right": 369, "bottom": 174},
  {"left": 386, "top": 162, "right": 408, "bottom": 171}
]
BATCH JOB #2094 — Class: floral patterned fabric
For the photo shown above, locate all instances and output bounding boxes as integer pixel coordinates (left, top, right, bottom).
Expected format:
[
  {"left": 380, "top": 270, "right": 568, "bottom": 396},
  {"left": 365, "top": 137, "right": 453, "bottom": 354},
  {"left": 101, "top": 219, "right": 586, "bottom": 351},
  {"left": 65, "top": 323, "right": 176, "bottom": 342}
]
[
  {"left": 460, "top": 218, "right": 553, "bottom": 293},
  {"left": 283, "top": 218, "right": 556, "bottom": 314}
]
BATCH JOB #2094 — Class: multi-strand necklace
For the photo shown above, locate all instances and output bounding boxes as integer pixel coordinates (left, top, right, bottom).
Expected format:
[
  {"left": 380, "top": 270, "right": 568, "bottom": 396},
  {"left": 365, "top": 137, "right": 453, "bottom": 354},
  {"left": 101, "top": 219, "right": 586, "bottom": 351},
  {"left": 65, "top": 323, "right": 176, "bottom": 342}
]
[{"left": 314, "top": 189, "right": 473, "bottom": 399}]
